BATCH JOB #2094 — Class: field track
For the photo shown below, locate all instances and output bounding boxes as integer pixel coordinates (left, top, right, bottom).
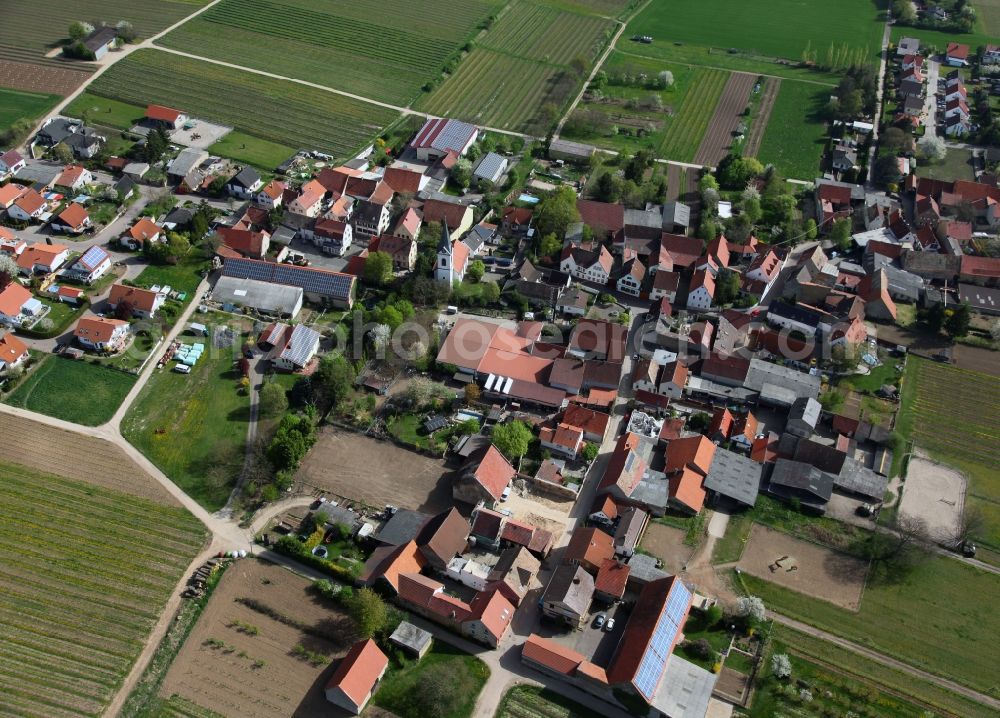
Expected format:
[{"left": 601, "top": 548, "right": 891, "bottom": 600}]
[
  {"left": 694, "top": 71, "right": 755, "bottom": 166},
  {"left": 744, "top": 76, "right": 780, "bottom": 157}
]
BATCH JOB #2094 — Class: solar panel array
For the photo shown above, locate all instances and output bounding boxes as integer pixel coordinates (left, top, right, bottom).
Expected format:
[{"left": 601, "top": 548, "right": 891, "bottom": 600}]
[
  {"left": 222, "top": 257, "right": 353, "bottom": 301},
  {"left": 78, "top": 245, "right": 108, "bottom": 270},
  {"left": 432, "top": 119, "right": 476, "bottom": 153},
  {"left": 633, "top": 580, "right": 692, "bottom": 700},
  {"left": 280, "top": 324, "right": 320, "bottom": 367}
]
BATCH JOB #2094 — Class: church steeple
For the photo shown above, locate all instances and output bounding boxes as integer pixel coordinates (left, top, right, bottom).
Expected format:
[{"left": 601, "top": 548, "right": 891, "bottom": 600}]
[{"left": 438, "top": 218, "right": 451, "bottom": 254}]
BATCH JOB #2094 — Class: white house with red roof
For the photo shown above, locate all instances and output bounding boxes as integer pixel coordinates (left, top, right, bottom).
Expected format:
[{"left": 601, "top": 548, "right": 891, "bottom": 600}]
[
  {"left": 121, "top": 217, "right": 164, "bottom": 250},
  {"left": 687, "top": 269, "right": 715, "bottom": 310},
  {"left": 51, "top": 202, "right": 91, "bottom": 235},
  {"left": 108, "top": 283, "right": 166, "bottom": 319},
  {"left": 55, "top": 165, "right": 93, "bottom": 191},
  {"left": 560, "top": 244, "right": 613, "bottom": 285},
  {"left": 0, "top": 149, "right": 26, "bottom": 178},
  {"left": 74, "top": 316, "right": 130, "bottom": 353},
  {"left": 254, "top": 179, "right": 286, "bottom": 210},
  {"left": 945, "top": 42, "right": 970, "bottom": 66},
  {"left": 145, "top": 104, "right": 188, "bottom": 129},
  {"left": 0, "top": 331, "right": 29, "bottom": 372},
  {"left": 16, "top": 243, "right": 69, "bottom": 275},
  {"left": 65, "top": 246, "right": 111, "bottom": 284},
  {"left": 410, "top": 117, "right": 478, "bottom": 161},
  {"left": 324, "top": 639, "right": 388, "bottom": 715},
  {"left": 0, "top": 182, "right": 26, "bottom": 210},
  {"left": 288, "top": 179, "right": 326, "bottom": 217},
  {"left": 8, "top": 189, "right": 48, "bottom": 223},
  {"left": 0, "top": 283, "right": 43, "bottom": 327}
]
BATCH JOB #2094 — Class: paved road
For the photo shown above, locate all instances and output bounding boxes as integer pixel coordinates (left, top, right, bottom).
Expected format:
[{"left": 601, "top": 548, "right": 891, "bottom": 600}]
[
  {"left": 923, "top": 57, "right": 941, "bottom": 142},
  {"left": 867, "top": 19, "right": 892, "bottom": 186}
]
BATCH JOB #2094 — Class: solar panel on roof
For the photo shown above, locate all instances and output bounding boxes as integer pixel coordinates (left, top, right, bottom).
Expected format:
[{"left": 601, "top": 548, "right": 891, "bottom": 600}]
[
  {"left": 502, "top": 377, "right": 513, "bottom": 394},
  {"left": 280, "top": 324, "right": 320, "bottom": 367},
  {"left": 633, "top": 580, "right": 692, "bottom": 700},
  {"left": 484, "top": 374, "right": 496, "bottom": 391}
]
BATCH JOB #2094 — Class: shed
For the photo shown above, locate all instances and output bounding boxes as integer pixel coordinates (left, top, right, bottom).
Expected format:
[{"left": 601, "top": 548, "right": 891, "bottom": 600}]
[
  {"left": 389, "top": 621, "right": 433, "bottom": 658},
  {"left": 188, "top": 322, "right": 208, "bottom": 336}
]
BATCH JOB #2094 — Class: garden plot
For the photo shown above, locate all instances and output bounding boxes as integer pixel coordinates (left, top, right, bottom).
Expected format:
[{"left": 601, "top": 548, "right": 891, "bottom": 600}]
[
  {"left": 160, "top": 560, "right": 356, "bottom": 718},
  {"left": 693, "top": 71, "right": 756, "bottom": 166},
  {"left": 736, "top": 524, "right": 868, "bottom": 610}
]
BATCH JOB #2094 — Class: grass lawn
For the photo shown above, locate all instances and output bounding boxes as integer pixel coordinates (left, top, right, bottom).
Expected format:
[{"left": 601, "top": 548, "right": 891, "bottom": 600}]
[
  {"left": 712, "top": 509, "right": 755, "bottom": 564},
  {"left": 495, "top": 685, "right": 606, "bottom": 718},
  {"left": 837, "top": 360, "right": 903, "bottom": 394},
  {"left": 895, "top": 357, "right": 1000, "bottom": 552},
  {"left": 757, "top": 80, "right": 829, "bottom": 180},
  {"left": 62, "top": 92, "right": 145, "bottom": 130},
  {"left": 0, "top": 86, "right": 61, "bottom": 133},
  {"left": 121, "top": 336, "right": 250, "bottom": 510},
  {"left": 38, "top": 297, "right": 86, "bottom": 335},
  {"left": 208, "top": 131, "right": 294, "bottom": 171},
  {"left": 3, "top": 354, "right": 135, "bottom": 426},
  {"left": 372, "top": 642, "right": 489, "bottom": 718},
  {"left": 135, "top": 257, "right": 209, "bottom": 297},
  {"left": 751, "top": 629, "right": 946, "bottom": 718},
  {"left": 915, "top": 147, "right": 975, "bottom": 181},
  {"left": 676, "top": 614, "right": 730, "bottom": 670},
  {"left": 890, "top": 24, "right": 994, "bottom": 56},
  {"left": 771, "top": 624, "right": 998, "bottom": 718},
  {"left": 736, "top": 555, "right": 1000, "bottom": 694}
]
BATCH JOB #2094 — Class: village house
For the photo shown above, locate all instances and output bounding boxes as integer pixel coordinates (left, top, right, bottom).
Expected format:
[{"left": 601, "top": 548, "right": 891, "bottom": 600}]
[
  {"left": 540, "top": 564, "right": 594, "bottom": 627},
  {"left": 393, "top": 207, "right": 422, "bottom": 242},
  {"left": 145, "top": 104, "right": 188, "bottom": 130},
  {"left": 225, "top": 166, "right": 262, "bottom": 200},
  {"left": 616, "top": 255, "right": 646, "bottom": 297},
  {"left": 945, "top": 42, "right": 970, "bottom": 66},
  {"left": 0, "top": 331, "right": 29, "bottom": 373},
  {"left": 263, "top": 323, "right": 322, "bottom": 372},
  {"left": 424, "top": 195, "right": 475, "bottom": 240},
  {"left": 288, "top": 179, "right": 327, "bottom": 217},
  {"left": 16, "top": 243, "right": 70, "bottom": 275},
  {"left": 369, "top": 234, "right": 416, "bottom": 271},
  {"left": 453, "top": 444, "right": 516, "bottom": 505},
  {"left": 0, "top": 149, "right": 26, "bottom": 178},
  {"left": 686, "top": 269, "right": 715, "bottom": 310},
  {"left": 560, "top": 244, "right": 613, "bottom": 285},
  {"left": 74, "top": 316, "right": 129, "bottom": 353},
  {"left": 51, "top": 202, "right": 91, "bottom": 235},
  {"left": 254, "top": 180, "right": 286, "bottom": 210},
  {"left": 0, "top": 283, "right": 43, "bottom": 327},
  {"left": 64, "top": 246, "right": 111, "bottom": 284},
  {"left": 8, "top": 189, "right": 48, "bottom": 223},
  {"left": 108, "top": 283, "right": 165, "bottom": 319},
  {"left": 55, "top": 165, "right": 92, "bottom": 192},
  {"left": 122, "top": 217, "right": 164, "bottom": 250},
  {"left": 396, "top": 572, "right": 514, "bottom": 647},
  {"left": 0, "top": 182, "right": 26, "bottom": 210},
  {"left": 216, "top": 227, "right": 271, "bottom": 259}
]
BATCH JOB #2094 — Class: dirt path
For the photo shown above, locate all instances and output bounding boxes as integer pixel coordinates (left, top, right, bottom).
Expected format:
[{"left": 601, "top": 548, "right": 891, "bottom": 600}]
[
  {"left": 665, "top": 162, "right": 682, "bottom": 202},
  {"left": 694, "top": 72, "right": 756, "bottom": 167},
  {"left": 743, "top": 77, "right": 780, "bottom": 158}
]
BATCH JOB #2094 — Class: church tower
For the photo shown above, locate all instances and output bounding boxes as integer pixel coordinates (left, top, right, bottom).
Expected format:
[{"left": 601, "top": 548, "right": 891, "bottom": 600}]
[{"left": 435, "top": 218, "right": 453, "bottom": 283}]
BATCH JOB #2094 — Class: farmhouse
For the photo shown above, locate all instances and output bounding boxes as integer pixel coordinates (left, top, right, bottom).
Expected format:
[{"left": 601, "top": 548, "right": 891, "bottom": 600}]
[
  {"left": 108, "top": 283, "right": 165, "bottom": 319},
  {"left": 145, "top": 104, "right": 188, "bottom": 129},
  {"left": 80, "top": 26, "right": 117, "bottom": 59},
  {"left": 64, "top": 246, "right": 111, "bottom": 284},
  {"left": 255, "top": 179, "right": 286, "bottom": 209},
  {"left": 264, "top": 323, "right": 321, "bottom": 372},
  {"left": 410, "top": 117, "right": 478, "bottom": 160},
  {"left": 324, "top": 639, "right": 388, "bottom": 715},
  {"left": 74, "top": 316, "right": 130, "bottom": 353},
  {"left": 225, "top": 166, "right": 262, "bottom": 199}
]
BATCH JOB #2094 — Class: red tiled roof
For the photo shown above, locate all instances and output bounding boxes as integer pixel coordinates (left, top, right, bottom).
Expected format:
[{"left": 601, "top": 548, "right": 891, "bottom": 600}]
[
  {"left": 325, "top": 639, "right": 388, "bottom": 707},
  {"left": 946, "top": 42, "right": 969, "bottom": 59},
  {"left": 56, "top": 165, "right": 88, "bottom": 188},
  {"left": 423, "top": 197, "right": 471, "bottom": 229},
  {"left": 0, "top": 332, "right": 28, "bottom": 364},
  {"left": 472, "top": 507, "right": 505, "bottom": 540},
  {"left": 473, "top": 445, "right": 516, "bottom": 501},
  {"left": 750, "top": 431, "right": 780, "bottom": 463},
  {"left": 468, "top": 588, "right": 514, "bottom": 641},
  {"left": 358, "top": 540, "right": 427, "bottom": 592},
  {"left": 500, "top": 517, "right": 535, "bottom": 547},
  {"left": 665, "top": 435, "right": 715, "bottom": 476},
  {"left": 74, "top": 316, "right": 127, "bottom": 344},
  {"left": 57, "top": 202, "right": 88, "bottom": 228},
  {"left": 594, "top": 559, "right": 630, "bottom": 599},
  {"left": 259, "top": 179, "right": 285, "bottom": 200},
  {"left": 591, "top": 494, "right": 619, "bottom": 521},
  {"left": 14, "top": 189, "right": 46, "bottom": 215},
  {"left": 708, "top": 407, "right": 734, "bottom": 438},
  {"left": 689, "top": 268, "right": 715, "bottom": 296},
  {"left": 127, "top": 217, "right": 162, "bottom": 243},
  {"left": 383, "top": 166, "right": 424, "bottom": 194},
  {"left": 562, "top": 403, "right": 610, "bottom": 438},
  {"left": 658, "top": 417, "right": 685, "bottom": 442},
  {"left": 564, "top": 526, "right": 613, "bottom": 568},
  {"left": 659, "top": 233, "right": 703, "bottom": 269},
  {"left": 599, "top": 432, "right": 647, "bottom": 497},
  {"left": 577, "top": 199, "right": 624, "bottom": 233},
  {"left": 16, "top": 243, "right": 67, "bottom": 270},
  {"left": 146, "top": 104, "right": 183, "bottom": 123},
  {"left": 669, "top": 467, "right": 706, "bottom": 513},
  {"left": 217, "top": 227, "right": 268, "bottom": 257},
  {"left": 109, "top": 283, "right": 159, "bottom": 313},
  {"left": 397, "top": 572, "right": 471, "bottom": 623},
  {"left": 701, "top": 351, "right": 751, "bottom": 382},
  {"left": 0, "top": 284, "right": 32, "bottom": 318},
  {"left": 961, "top": 255, "right": 1000, "bottom": 279},
  {"left": 522, "top": 634, "right": 585, "bottom": 675}
]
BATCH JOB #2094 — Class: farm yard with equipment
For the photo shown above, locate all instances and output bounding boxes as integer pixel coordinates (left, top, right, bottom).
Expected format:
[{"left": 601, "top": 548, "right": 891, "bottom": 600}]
[
  {"left": 3, "top": 355, "right": 137, "bottom": 427},
  {"left": 0, "top": 461, "right": 206, "bottom": 717},
  {"left": 88, "top": 49, "right": 400, "bottom": 160},
  {"left": 155, "top": 0, "right": 501, "bottom": 106}
]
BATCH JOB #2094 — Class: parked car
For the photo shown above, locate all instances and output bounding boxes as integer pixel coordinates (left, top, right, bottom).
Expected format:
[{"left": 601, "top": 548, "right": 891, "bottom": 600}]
[
  {"left": 594, "top": 614, "right": 606, "bottom": 629},
  {"left": 604, "top": 617, "right": 616, "bottom": 632},
  {"left": 173, "top": 364, "right": 191, "bottom": 374}
]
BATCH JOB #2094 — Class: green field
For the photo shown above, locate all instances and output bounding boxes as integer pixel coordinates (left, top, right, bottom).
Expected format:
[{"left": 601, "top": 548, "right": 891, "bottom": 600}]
[
  {"left": 897, "top": 358, "right": 1000, "bottom": 551},
  {"left": 157, "top": 0, "right": 500, "bottom": 106},
  {"left": 0, "top": 86, "right": 60, "bottom": 133},
  {"left": 135, "top": 257, "right": 209, "bottom": 297},
  {"left": 771, "top": 625, "right": 998, "bottom": 718},
  {"left": 738, "top": 555, "right": 1000, "bottom": 695},
  {"left": 4, "top": 354, "right": 136, "bottom": 426},
  {"left": 890, "top": 24, "right": 994, "bottom": 56},
  {"left": 495, "top": 685, "right": 605, "bottom": 718},
  {"left": 978, "top": 0, "right": 1000, "bottom": 34},
  {"left": 625, "top": 0, "right": 884, "bottom": 67},
  {"left": 121, "top": 328, "right": 250, "bottom": 510},
  {"left": 915, "top": 147, "right": 976, "bottom": 181},
  {"left": 540, "top": 0, "right": 637, "bottom": 17},
  {"left": 658, "top": 67, "right": 728, "bottom": 161},
  {"left": 419, "top": 1, "right": 613, "bottom": 134},
  {"left": 0, "top": 460, "right": 206, "bottom": 716},
  {"left": 757, "top": 79, "right": 829, "bottom": 179},
  {"left": 89, "top": 49, "right": 399, "bottom": 160},
  {"left": 63, "top": 92, "right": 146, "bottom": 130},
  {"left": 752, "top": 628, "right": 962, "bottom": 718},
  {"left": 0, "top": 0, "right": 210, "bottom": 65},
  {"left": 207, "top": 131, "right": 295, "bottom": 171}
]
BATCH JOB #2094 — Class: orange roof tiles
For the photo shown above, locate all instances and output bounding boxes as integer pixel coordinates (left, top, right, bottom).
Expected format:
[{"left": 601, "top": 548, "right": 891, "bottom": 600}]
[
  {"left": 127, "top": 217, "right": 162, "bottom": 243},
  {"left": 74, "top": 316, "right": 127, "bottom": 344},
  {"left": 146, "top": 104, "right": 183, "bottom": 123},
  {"left": 521, "top": 634, "right": 585, "bottom": 675},
  {"left": 595, "top": 559, "right": 630, "bottom": 599},
  {"left": 665, "top": 435, "right": 716, "bottom": 476},
  {"left": 57, "top": 202, "right": 88, "bottom": 228},
  {"left": 669, "top": 467, "right": 706, "bottom": 513},
  {"left": 472, "top": 445, "right": 516, "bottom": 501},
  {"left": 0, "top": 332, "right": 28, "bottom": 364},
  {"left": 325, "top": 639, "right": 388, "bottom": 707},
  {"left": 564, "top": 527, "right": 613, "bottom": 569},
  {"left": 0, "top": 283, "right": 32, "bottom": 317},
  {"left": 109, "top": 283, "right": 159, "bottom": 314}
]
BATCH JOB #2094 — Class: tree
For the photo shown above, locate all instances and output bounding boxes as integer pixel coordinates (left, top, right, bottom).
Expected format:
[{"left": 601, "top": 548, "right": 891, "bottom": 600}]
[
  {"left": 945, "top": 301, "right": 971, "bottom": 338},
  {"left": 368, "top": 323, "right": 391, "bottom": 352},
  {"left": 534, "top": 186, "right": 580, "bottom": 239},
  {"left": 741, "top": 196, "right": 762, "bottom": 224},
  {"left": 464, "top": 383, "right": 481, "bottom": 404},
  {"left": 259, "top": 381, "right": 289, "bottom": 417},
  {"left": 873, "top": 153, "right": 902, "bottom": 189},
  {"left": 52, "top": 143, "right": 73, "bottom": 164},
  {"left": 736, "top": 595, "right": 766, "bottom": 624},
  {"left": 717, "top": 154, "right": 764, "bottom": 190},
  {"left": 917, "top": 135, "right": 946, "bottom": 162},
  {"left": 687, "top": 638, "right": 714, "bottom": 660},
  {"left": 698, "top": 173, "right": 719, "bottom": 193},
  {"left": 658, "top": 70, "right": 674, "bottom": 87},
  {"left": 364, "top": 251, "right": 394, "bottom": 286},
  {"left": 311, "top": 355, "right": 355, "bottom": 412},
  {"left": 704, "top": 604, "right": 723, "bottom": 627},
  {"left": 804, "top": 218, "right": 818, "bottom": 241},
  {"left": 594, "top": 171, "right": 623, "bottom": 203},
  {"left": 924, "top": 302, "right": 945, "bottom": 333},
  {"left": 142, "top": 127, "right": 169, "bottom": 164},
  {"left": 623, "top": 150, "right": 653, "bottom": 182},
  {"left": 715, "top": 269, "right": 741, "bottom": 305},
  {"left": 114, "top": 299, "right": 136, "bottom": 320},
  {"left": 772, "top": 654, "right": 793, "bottom": 679},
  {"left": 882, "top": 127, "right": 909, "bottom": 154},
  {"left": 467, "top": 259, "right": 485, "bottom": 282},
  {"left": 68, "top": 21, "right": 93, "bottom": 41},
  {"left": 413, "top": 661, "right": 471, "bottom": 718},
  {"left": 830, "top": 218, "right": 852, "bottom": 251},
  {"left": 688, "top": 412, "right": 711, "bottom": 431},
  {"left": 480, "top": 280, "right": 500, "bottom": 304},
  {"left": 267, "top": 412, "right": 317, "bottom": 469},
  {"left": 167, "top": 232, "right": 190, "bottom": 260},
  {"left": 0, "top": 253, "right": 18, "bottom": 288},
  {"left": 537, "top": 232, "right": 562, "bottom": 259},
  {"left": 451, "top": 159, "right": 472, "bottom": 189},
  {"left": 491, "top": 420, "right": 532, "bottom": 461},
  {"left": 582, "top": 443, "right": 600, "bottom": 462},
  {"left": 348, "top": 587, "right": 388, "bottom": 639},
  {"left": 191, "top": 207, "right": 210, "bottom": 239},
  {"left": 115, "top": 20, "right": 137, "bottom": 42}
]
